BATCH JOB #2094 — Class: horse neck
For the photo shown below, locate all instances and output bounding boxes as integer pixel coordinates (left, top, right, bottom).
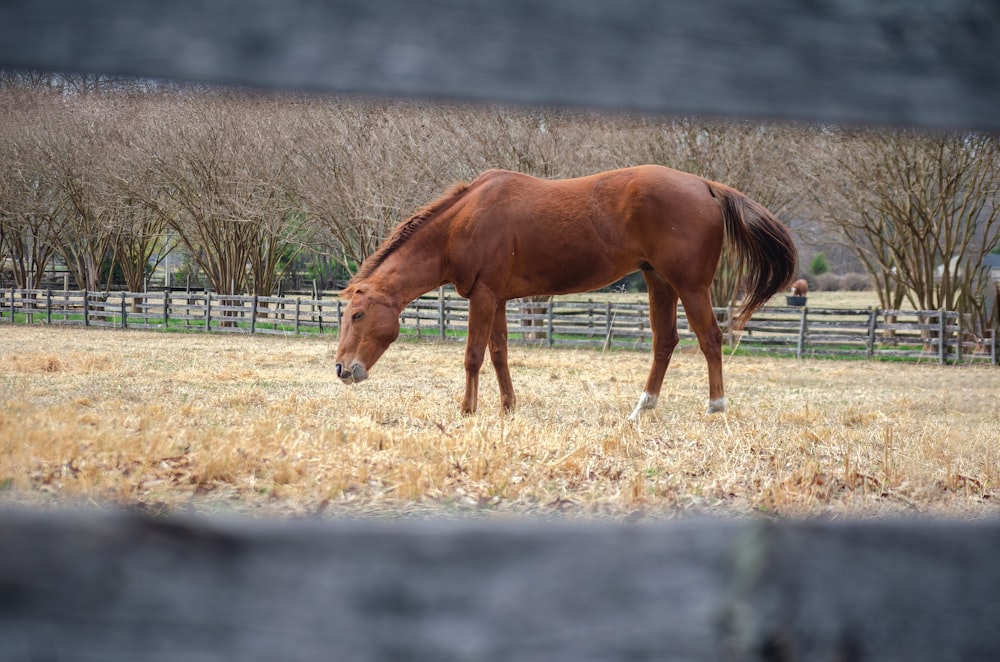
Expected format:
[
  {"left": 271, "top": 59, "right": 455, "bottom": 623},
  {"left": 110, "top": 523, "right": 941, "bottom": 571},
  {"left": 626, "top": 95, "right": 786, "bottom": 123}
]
[{"left": 366, "top": 237, "right": 448, "bottom": 309}]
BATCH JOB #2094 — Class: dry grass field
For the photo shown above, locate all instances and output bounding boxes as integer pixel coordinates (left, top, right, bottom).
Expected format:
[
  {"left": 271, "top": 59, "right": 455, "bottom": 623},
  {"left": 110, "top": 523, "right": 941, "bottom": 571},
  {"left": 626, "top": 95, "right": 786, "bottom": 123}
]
[{"left": 1, "top": 324, "right": 997, "bottom": 520}]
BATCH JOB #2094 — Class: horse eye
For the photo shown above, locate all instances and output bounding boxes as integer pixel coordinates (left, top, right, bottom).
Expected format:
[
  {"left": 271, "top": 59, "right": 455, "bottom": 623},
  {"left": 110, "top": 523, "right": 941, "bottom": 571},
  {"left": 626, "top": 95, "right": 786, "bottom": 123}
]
[{"left": 351, "top": 311, "right": 365, "bottom": 321}]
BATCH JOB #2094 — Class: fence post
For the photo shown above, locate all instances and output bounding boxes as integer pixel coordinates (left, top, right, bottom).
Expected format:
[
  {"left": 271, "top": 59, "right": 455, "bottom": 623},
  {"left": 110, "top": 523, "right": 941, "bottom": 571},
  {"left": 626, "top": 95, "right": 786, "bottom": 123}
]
[
  {"left": 796, "top": 306, "right": 808, "bottom": 359},
  {"left": 547, "top": 298, "right": 555, "bottom": 348},
  {"left": 183, "top": 283, "right": 191, "bottom": 329},
  {"left": 46, "top": 288, "right": 52, "bottom": 325},
  {"left": 205, "top": 293, "right": 212, "bottom": 332},
  {"left": 321, "top": 296, "right": 329, "bottom": 334},
  {"left": 250, "top": 295, "right": 258, "bottom": 334},
  {"left": 604, "top": 301, "right": 612, "bottom": 350},
  {"left": 938, "top": 309, "right": 947, "bottom": 365},
  {"left": 727, "top": 306, "right": 735, "bottom": 348},
  {"left": 439, "top": 287, "right": 446, "bottom": 340},
  {"left": 311, "top": 281, "right": 322, "bottom": 333},
  {"left": 121, "top": 294, "right": 128, "bottom": 330},
  {"left": 294, "top": 298, "right": 301, "bottom": 335},
  {"left": 415, "top": 298, "right": 422, "bottom": 338},
  {"left": 866, "top": 308, "right": 878, "bottom": 360},
  {"left": 938, "top": 308, "right": 948, "bottom": 365},
  {"left": 990, "top": 324, "right": 1000, "bottom": 366},
  {"left": 162, "top": 288, "right": 170, "bottom": 329},
  {"left": 954, "top": 312, "right": 962, "bottom": 364},
  {"left": 83, "top": 289, "right": 89, "bottom": 327}
]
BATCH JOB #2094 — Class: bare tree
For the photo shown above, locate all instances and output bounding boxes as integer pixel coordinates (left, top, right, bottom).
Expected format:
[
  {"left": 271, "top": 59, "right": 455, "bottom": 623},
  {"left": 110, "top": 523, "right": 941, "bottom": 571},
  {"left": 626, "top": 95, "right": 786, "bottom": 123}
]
[
  {"left": 0, "top": 161, "right": 63, "bottom": 289},
  {"left": 149, "top": 92, "right": 306, "bottom": 296},
  {"left": 52, "top": 165, "right": 119, "bottom": 292},
  {"left": 289, "top": 99, "right": 460, "bottom": 277},
  {"left": 813, "top": 129, "right": 1000, "bottom": 328},
  {"left": 1, "top": 76, "right": 181, "bottom": 294},
  {"left": 113, "top": 144, "right": 176, "bottom": 295},
  {"left": 0, "top": 86, "right": 64, "bottom": 289}
]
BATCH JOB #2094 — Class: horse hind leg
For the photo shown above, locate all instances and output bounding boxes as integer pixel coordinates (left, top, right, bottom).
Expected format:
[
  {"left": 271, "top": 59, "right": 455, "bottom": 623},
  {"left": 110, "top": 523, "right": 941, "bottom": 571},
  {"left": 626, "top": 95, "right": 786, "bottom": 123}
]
[
  {"left": 628, "top": 270, "right": 679, "bottom": 422},
  {"left": 678, "top": 287, "right": 727, "bottom": 414}
]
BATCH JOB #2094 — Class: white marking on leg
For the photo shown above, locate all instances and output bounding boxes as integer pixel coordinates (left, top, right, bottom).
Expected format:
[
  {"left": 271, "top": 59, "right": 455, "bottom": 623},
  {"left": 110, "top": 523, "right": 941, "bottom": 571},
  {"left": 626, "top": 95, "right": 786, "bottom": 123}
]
[
  {"left": 627, "top": 392, "right": 658, "bottom": 422},
  {"left": 706, "top": 397, "right": 727, "bottom": 414}
]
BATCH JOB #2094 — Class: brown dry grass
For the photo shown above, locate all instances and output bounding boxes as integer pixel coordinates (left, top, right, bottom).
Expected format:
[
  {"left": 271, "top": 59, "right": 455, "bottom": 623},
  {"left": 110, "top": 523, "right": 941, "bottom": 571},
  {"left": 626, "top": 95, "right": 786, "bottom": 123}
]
[{"left": 1, "top": 325, "right": 997, "bottom": 520}]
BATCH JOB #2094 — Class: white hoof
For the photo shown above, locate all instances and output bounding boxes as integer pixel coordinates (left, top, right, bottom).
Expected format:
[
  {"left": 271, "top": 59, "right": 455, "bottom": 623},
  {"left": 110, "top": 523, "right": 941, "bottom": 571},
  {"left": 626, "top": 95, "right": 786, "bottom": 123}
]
[
  {"left": 627, "top": 392, "right": 658, "bottom": 422},
  {"left": 706, "top": 397, "right": 727, "bottom": 414}
]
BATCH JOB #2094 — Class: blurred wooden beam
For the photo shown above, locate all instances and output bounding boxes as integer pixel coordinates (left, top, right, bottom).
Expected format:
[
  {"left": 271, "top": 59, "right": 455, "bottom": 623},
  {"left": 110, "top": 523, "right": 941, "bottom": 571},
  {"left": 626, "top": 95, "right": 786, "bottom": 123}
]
[
  {"left": 1, "top": 0, "right": 998, "bottom": 128},
  {"left": 1, "top": 510, "right": 999, "bottom": 661}
]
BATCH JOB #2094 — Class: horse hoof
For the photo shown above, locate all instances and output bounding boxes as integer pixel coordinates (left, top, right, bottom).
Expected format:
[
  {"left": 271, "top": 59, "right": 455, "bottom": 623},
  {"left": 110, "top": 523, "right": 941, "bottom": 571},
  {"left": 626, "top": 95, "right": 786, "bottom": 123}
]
[
  {"left": 706, "top": 397, "right": 727, "bottom": 414},
  {"left": 628, "top": 392, "right": 657, "bottom": 422}
]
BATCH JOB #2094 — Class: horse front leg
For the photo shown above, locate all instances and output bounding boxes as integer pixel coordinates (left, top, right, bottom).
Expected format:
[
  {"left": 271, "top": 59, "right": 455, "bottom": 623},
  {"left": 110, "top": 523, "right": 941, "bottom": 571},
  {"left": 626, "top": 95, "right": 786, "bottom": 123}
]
[
  {"left": 461, "top": 293, "right": 498, "bottom": 414},
  {"left": 629, "top": 270, "right": 679, "bottom": 422},
  {"left": 489, "top": 302, "right": 516, "bottom": 412}
]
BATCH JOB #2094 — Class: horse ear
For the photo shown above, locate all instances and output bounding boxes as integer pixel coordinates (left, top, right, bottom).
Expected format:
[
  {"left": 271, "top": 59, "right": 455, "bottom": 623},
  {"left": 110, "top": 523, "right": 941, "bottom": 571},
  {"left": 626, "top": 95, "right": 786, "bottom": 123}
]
[{"left": 340, "top": 284, "right": 364, "bottom": 299}]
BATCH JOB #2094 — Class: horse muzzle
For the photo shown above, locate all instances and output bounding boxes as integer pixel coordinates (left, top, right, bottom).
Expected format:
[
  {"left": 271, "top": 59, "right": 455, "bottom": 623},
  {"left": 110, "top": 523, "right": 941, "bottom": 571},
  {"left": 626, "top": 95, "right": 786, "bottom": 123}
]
[{"left": 335, "top": 361, "right": 369, "bottom": 385}]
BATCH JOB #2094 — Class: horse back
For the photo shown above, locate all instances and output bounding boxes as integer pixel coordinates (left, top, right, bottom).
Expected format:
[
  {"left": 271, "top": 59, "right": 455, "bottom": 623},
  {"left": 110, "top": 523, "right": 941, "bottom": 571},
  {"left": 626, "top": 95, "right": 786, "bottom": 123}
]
[{"left": 445, "top": 166, "right": 723, "bottom": 298}]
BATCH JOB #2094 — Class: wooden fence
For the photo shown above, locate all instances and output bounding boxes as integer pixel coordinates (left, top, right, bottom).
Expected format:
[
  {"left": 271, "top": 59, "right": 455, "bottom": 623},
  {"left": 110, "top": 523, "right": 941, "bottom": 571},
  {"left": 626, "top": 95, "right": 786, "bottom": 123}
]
[
  {"left": 2, "top": 287, "right": 997, "bottom": 366},
  {"left": 0, "top": 288, "right": 341, "bottom": 336}
]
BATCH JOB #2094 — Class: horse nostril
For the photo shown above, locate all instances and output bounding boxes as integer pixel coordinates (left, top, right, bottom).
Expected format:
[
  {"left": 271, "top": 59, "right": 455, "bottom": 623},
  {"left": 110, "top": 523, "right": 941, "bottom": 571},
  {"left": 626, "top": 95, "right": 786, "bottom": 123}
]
[{"left": 335, "top": 363, "right": 344, "bottom": 379}]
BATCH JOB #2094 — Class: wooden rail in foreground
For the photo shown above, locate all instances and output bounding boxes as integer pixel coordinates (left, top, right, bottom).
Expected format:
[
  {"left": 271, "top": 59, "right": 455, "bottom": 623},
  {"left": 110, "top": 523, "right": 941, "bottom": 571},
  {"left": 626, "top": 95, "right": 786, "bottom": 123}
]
[
  {"left": 0, "top": 509, "right": 998, "bottom": 662},
  {"left": 2, "top": 288, "right": 997, "bottom": 365},
  {"left": 2, "top": 1, "right": 997, "bottom": 130}
]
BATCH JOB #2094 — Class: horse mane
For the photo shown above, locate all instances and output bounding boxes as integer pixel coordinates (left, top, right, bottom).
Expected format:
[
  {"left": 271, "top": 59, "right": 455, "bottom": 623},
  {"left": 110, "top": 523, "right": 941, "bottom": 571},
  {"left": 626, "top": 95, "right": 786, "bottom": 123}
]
[{"left": 347, "top": 180, "right": 471, "bottom": 287}]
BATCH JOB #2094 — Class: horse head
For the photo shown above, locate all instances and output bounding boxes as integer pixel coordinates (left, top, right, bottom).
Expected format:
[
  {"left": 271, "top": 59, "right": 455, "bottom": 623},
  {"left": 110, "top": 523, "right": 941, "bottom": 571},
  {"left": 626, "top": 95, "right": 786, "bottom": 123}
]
[{"left": 335, "top": 284, "right": 400, "bottom": 385}]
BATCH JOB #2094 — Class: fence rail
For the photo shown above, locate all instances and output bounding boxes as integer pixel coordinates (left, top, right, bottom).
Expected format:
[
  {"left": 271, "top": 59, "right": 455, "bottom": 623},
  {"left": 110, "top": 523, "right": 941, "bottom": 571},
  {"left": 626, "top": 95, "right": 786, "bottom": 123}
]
[
  {"left": 1, "top": 510, "right": 998, "bottom": 662},
  {"left": 2, "top": 287, "right": 997, "bottom": 366}
]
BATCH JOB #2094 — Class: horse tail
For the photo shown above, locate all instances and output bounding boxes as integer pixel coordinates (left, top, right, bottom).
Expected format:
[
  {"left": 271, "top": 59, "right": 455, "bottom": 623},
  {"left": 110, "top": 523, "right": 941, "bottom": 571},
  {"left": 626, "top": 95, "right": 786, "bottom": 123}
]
[{"left": 706, "top": 181, "right": 797, "bottom": 330}]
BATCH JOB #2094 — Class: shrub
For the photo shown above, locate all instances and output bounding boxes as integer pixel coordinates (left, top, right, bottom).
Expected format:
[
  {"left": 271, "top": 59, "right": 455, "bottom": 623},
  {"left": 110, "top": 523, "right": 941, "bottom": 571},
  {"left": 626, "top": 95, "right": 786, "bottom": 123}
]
[
  {"left": 810, "top": 252, "right": 830, "bottom": 276},
  {"left": 842, "top": 272, "right": 873, "bottom": 291}
]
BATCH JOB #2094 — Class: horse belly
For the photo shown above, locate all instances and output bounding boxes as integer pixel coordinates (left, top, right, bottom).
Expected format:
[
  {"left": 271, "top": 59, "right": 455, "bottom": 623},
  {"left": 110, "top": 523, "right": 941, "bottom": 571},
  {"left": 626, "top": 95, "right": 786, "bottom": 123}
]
[{"left": 506, "top": 248, "right": 633, "bottom": 298}]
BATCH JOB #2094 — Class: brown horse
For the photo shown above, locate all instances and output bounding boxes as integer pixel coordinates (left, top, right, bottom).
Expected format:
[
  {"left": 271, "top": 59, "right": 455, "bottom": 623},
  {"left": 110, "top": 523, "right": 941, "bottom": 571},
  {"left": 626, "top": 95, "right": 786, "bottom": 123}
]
[{"left": 335, "top": 166, "right": 796, "bottom": 417}]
